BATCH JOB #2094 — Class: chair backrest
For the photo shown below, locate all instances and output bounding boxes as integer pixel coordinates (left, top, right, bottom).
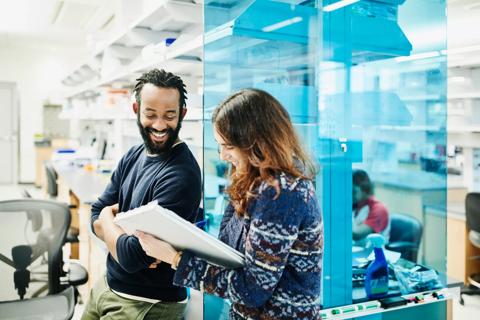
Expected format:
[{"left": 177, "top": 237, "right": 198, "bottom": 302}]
[
  {"left": 0, "top": 199, "right": 70, "bottom": 301},
  {"left": 388, "top": 213, "right": 423, "bottom": 262},
  {"left": 44, "top": 163, "right": 58, "bottom": 198},
  {"left": 466, "top": 192, "right": 480, "bottom": 234}
]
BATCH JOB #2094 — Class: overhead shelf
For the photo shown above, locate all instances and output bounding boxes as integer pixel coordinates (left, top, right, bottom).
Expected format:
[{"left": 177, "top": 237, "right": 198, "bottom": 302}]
[
  {"left": 448, "top": 93, "right": 480, "bottom": 99},
  {"left": 203, "top": 0, "right": 412, "bottom": 66},
  {"left": 323, "top": 91, "right": 413, "bottom": 127},
  {"left": 58, "top": 114, "right": 136, "bottom": 121},
  {"left": 63, "top": 57, "right": 202, "bottom": 99},
  {"left": 448, "top": 126, "right": 480, "bottom": 133},
  {"left": 60, "top": 0, "right": 203, "bottom": 100}
]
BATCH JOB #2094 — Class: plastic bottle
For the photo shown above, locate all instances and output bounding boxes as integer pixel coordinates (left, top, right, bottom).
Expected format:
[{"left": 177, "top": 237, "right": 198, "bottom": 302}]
[{"left": 365, "top": 233, "right": 389, "bottom": 299}]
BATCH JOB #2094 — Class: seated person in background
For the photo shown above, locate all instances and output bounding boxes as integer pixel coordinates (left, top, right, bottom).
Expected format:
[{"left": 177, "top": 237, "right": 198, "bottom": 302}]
[{"left": 352, "top": 169, "right": 390, "bottom": 246}]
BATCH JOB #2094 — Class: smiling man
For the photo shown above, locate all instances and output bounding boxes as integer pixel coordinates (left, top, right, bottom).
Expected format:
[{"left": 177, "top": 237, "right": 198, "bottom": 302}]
[{"left": 81, "top": 69, "right": 202, "bottom": 320}]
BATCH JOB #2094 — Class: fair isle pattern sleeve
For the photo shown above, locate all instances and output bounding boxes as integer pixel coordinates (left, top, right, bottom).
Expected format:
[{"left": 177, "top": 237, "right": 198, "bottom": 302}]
[{"left": 173, "top": 174, "right": 323, "bottom": 319}]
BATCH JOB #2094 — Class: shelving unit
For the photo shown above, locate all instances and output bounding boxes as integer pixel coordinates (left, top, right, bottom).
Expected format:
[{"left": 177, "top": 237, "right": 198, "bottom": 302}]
[
  {"left": 60, "top": 0, "right": 203, "bottom": 100},
  {"left": 54, "top": 5, "right": 205, "bottom": 306},
  {"left": 448, "top": 93, "right": 480, "bottom": 99},
  {"left": 58, "top": 0, "right": 205, "bottom": 165},
  {"left": 446, "top": 65, "right": 480, "bottom": 191}
]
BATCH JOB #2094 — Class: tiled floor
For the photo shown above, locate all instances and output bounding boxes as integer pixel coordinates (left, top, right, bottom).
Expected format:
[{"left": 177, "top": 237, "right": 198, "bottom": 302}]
[
  {"left": 452, "top": 293, "right": 480, "bottom": 319},
  {"left": 1, "top": 184, "right": 480, "bottom": 319},
  {"left": 73, "top": 304, "right": 85, "bottom": 320}
]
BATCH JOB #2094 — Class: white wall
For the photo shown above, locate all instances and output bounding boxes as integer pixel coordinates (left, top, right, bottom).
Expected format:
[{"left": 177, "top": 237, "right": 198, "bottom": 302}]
[{"left": 0, "top": 45, "right": 85, "bottom": 183}]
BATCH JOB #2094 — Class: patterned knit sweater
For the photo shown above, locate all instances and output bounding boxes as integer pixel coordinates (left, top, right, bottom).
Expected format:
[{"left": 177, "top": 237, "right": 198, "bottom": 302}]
[{"left": 173, "top": 173, "right": 324, "bottom": 319}]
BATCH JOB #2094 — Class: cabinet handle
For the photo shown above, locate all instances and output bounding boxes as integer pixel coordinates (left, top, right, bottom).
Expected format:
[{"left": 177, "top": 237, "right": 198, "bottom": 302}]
[{"left": 339, "top": 138, "right": 348, "bottom": 153}]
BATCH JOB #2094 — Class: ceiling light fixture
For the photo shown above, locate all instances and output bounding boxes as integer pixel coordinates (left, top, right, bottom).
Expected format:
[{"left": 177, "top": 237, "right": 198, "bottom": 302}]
[
  {"left": 395, "top": 51, "right": 441, "bottom": 62},
  {"left": 50, "top": 0, "right": 65, "bottom": 25},
  {"left": 324, "top": 0, "right": 360, "bottom": 12},
  {"left": 261, "top": 16, "right": 303, "bottom": 32}
]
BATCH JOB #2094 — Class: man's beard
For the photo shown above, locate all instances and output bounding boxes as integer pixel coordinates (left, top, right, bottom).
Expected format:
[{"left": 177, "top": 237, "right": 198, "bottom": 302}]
[{"left": 137, "top": 117, "right": 182, "bottom": 155}]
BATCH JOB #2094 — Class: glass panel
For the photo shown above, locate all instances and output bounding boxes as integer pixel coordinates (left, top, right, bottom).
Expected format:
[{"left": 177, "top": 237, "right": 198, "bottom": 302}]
[
  {"left": 319, "top": 0, "right": 447, "bottom": 310},
  {"left": 203, "top": 0, "right": 447, "bottom": 317},
  {"left": 203, "top": 0, "right": 320, "bottom": 317}
]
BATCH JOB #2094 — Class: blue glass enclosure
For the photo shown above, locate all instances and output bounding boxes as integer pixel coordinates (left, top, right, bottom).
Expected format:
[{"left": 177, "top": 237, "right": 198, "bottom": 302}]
[{"left": 202, "top": 0, "right": 447, "bottom": 318}]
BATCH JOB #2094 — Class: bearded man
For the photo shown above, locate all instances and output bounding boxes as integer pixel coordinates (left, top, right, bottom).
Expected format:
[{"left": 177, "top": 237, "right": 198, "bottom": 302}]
[{"left": 81, "top": 69, "right": 201, "bottom": 320}]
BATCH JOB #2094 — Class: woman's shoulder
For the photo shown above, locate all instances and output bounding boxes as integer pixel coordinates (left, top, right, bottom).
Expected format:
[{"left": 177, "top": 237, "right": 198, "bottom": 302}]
[
  {"left": 257, "top": 172, "right": 315, "bottom": 202},
  {"left": 252, "top": 173, "right": 320, "bottom": 227}
]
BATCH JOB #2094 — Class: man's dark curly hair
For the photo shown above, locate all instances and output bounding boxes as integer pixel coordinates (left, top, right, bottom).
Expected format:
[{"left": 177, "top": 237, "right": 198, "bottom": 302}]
[{"left": 133, "top": 69, "right": 187, "bottom": 110}]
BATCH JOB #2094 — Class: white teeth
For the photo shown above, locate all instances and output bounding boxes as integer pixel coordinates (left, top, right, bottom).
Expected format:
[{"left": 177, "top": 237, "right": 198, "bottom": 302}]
[{"left": 151, "top": 131, "right": 167, "bottom": 138}]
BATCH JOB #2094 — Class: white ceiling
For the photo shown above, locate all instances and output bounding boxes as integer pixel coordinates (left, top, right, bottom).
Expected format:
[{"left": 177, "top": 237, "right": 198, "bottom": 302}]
[
  {"left": 0, "top": 0, "right": 114, "bottom": 50},
  {"left": 448, "top": 0, "right": 480, "bottom": 49},
  {"left": 0, "top": 0, "right": 479, "bottom": 63}
]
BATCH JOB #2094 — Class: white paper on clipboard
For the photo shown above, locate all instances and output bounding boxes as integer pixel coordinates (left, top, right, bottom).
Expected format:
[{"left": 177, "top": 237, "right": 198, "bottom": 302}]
[{"left": 114, "top": 201, "right": 245, "bottom": 268}]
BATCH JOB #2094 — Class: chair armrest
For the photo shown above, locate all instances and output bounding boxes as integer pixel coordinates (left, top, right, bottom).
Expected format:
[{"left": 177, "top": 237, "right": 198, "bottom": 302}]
[
  {"left": 65, "top": 229, "right": 79, "bottom": 243},
  {"left": 386, "top": 241, "right": 418, "bottom": 251},
  {"left": 66, "top": 260, "right": 88, "bottom": 286}
]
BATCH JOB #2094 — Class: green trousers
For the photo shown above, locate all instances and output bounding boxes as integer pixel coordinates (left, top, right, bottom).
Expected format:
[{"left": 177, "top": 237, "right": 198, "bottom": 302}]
[{"left": 81, "top": 276, "right": 187, "bottom": 320}]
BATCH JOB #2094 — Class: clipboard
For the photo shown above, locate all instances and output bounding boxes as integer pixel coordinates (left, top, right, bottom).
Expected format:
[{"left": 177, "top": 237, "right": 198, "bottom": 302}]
[{"left": 114, "top": 201, "right": 245, "bottom": 268}]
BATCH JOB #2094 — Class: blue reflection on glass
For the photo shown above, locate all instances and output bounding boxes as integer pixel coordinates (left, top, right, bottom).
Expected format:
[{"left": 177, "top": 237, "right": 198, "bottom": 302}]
[{"left": 203, "top": 0, "right": 446, "bottom": 317}]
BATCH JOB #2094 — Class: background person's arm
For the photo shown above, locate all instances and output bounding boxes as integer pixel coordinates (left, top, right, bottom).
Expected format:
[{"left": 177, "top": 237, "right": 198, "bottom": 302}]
[{"left": 352, "top": 223, "right": 374, "bottom": 241}]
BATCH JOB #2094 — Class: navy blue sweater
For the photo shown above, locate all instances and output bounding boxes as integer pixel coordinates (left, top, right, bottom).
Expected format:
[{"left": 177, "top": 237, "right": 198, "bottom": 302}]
[
  {"left": 173, "top": 173, "right": 323, "bottom": 319},
  {"left": 91, "top": 143, "right": 201, "bottom": 301}
]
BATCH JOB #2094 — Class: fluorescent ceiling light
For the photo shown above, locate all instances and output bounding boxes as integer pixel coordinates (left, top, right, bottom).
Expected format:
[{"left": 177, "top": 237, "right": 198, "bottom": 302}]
[
  {"left": 50, "top": 1, "right": 64, "bottom": 25},
  {"left": 261, "top": 16, "right": 303, "bottom": 32},
  {"left": 324, "top": 0, "right": 360, "bottom": 12},
  {"left": 441, "top": 45, "right": 480, "bottom": 55},
  {"left": 395, "top": 51, "right": 440, "bottom": 62}
]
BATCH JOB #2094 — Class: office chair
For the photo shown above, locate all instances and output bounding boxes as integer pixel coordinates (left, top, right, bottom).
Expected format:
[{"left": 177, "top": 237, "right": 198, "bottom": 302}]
[
  {"left": 460, "top": 192, "right": 480, "bottom": 305},
  {"left": 0, "top": 286, "right": 75, "bottom": 320},
  {"left": 45, "top": 162, "right": 59, "bottom": 198},
  {"left": 0, "top": 199, "right": 87, "bottom": 319},
  {"left": 44, "top": 162, "right": 80, "bottom": 246},
  {"left": 386, "top": 213, "right": 423, "bottom": 263},
  {"left": 42, "top": 165, "right": 88, "bottom": 297}
]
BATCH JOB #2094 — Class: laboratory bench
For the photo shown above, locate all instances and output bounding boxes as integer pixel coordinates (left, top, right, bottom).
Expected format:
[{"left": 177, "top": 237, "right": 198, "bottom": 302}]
[
  {"left": 50, "top": 161, "right": 471, "bottom": 317},
  {"left": 371, "top": 170, "right": 470, "bottom": 271},
  {"left": 445, "top": 201, "right": 480, "bottom": 285}
]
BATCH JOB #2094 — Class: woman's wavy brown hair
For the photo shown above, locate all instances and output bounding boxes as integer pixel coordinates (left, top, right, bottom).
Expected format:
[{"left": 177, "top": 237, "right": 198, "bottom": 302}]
[{"left": 212, "top": 88, "right": 316, "bottom": 216}]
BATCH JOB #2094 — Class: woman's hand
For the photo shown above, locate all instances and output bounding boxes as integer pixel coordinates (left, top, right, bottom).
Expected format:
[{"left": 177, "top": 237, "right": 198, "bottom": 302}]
[{"left": 135, "top": 231, "right": 178, "bottom": 265}]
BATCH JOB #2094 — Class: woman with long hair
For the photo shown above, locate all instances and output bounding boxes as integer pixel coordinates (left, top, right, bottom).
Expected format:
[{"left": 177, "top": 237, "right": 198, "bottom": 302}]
[{"left": 136, "top": 88, "right": 323, "bottom": 319}]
